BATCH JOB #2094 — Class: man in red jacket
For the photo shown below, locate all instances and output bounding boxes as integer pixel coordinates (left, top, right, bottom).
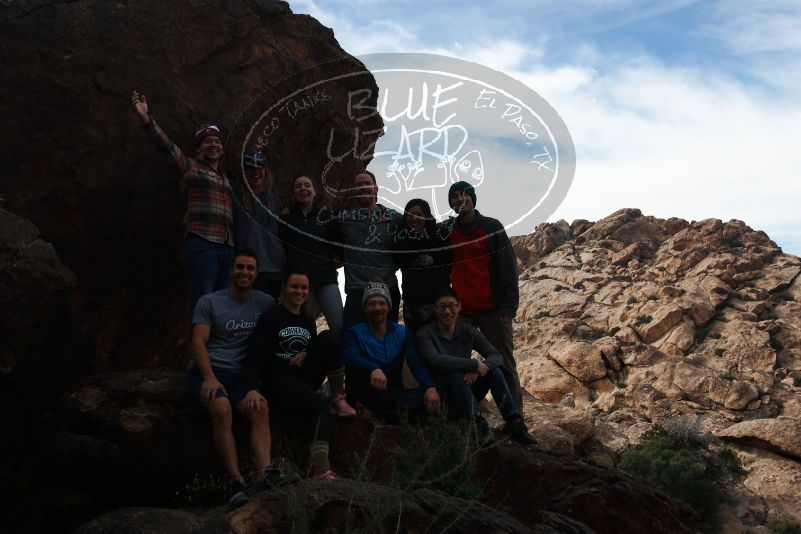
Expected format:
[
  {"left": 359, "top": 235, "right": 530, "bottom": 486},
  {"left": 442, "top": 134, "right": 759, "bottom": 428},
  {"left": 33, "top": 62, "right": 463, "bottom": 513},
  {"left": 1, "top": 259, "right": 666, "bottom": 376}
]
[{"left": 446, "top": 181, "right": 523, "bottom": 409}]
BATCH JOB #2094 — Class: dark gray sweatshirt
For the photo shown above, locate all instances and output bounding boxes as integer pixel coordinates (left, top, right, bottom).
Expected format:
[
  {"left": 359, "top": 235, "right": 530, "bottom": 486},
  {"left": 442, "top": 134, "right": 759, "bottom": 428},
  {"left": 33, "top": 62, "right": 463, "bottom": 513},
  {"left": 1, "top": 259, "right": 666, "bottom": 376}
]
[{"left": 415, "top": 320, "right": 503, "bottom": 373}]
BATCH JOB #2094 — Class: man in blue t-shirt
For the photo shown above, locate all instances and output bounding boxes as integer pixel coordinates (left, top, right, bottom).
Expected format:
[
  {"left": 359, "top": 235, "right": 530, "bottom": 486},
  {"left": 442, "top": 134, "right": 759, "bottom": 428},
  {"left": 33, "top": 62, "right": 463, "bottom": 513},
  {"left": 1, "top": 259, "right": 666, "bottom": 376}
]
[
  {"left": 342, "top": 281, "right": 440, "bottom": 421},
  {"left": 188, "top": 248, "right": 293, "bottom": 508}
]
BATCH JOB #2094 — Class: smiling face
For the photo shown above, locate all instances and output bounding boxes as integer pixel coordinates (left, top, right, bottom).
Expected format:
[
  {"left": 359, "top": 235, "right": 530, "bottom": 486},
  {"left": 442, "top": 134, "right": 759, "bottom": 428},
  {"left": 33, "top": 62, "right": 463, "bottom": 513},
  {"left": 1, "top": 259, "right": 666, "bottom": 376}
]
[
  {"left": 198, "top": 135, "right": 223, "bottom": 162},
  {"left": 449, "top": 189, "right": 474, "bottom": 217},
  {"left": 230, "top": 255, "right": 258, "bottom": 290},
  {"left": 405, "top": 204, "right": 426, "bottom": 231},
  {"left": 245, "top": 166, "right": 265, "bottom": 189},
  {"left": 353, "top": 172, "right": 378, "bottom": 208},
  {"left": 293, "top": 176, "right": 315, "bottom": 206},
  {"left": 433, "top": 295, "right": 461, "bottom": 328},
  {"left": 283, "top": 273, "right": 310, "bottom": 308},
  {"left": 364, "top": 295, "right": 389, "bottom": 325}
]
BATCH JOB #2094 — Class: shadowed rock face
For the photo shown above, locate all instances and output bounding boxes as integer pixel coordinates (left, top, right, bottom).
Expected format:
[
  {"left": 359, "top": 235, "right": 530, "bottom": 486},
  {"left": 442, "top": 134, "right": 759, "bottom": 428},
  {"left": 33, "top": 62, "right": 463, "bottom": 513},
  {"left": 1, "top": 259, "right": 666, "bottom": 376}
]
[
  {"left": 0, "top": 1, "right": 382, "bottom": 528},
  {"left": 9, "top": 370, "right": 698, "bottom": 534},
  {"left": 0, "top": 0, "right": 381, "bottom": 374}
]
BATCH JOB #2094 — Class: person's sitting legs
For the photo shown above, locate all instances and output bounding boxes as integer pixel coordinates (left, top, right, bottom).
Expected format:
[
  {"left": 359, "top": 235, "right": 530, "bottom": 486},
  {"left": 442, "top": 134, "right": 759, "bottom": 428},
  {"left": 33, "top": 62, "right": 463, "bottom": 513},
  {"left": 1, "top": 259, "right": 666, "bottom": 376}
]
[{"left": 471, "top": 368, "right": 537, "bottom": 446}]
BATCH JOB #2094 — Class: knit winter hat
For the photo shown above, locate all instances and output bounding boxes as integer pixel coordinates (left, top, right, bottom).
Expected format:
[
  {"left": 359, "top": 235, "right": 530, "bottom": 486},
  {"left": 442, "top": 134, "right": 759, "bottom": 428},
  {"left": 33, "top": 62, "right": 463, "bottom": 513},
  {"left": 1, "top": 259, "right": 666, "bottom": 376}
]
[
  {"left": 362, "top": 281, "right": 392, "bottom": 308},
  {"left": 448, "top": 181, "right": 476, "bottom": 208},
  {"left": 194, "top": 123, "right": 223, "bottom": 146}
]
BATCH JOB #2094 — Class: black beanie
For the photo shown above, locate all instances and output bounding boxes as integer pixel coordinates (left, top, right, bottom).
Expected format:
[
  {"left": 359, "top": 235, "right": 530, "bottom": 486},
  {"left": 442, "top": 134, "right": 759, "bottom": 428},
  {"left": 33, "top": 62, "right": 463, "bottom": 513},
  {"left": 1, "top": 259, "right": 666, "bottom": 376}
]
[{"left": 448, "top": 181, "right": 477, "bottom": 209}]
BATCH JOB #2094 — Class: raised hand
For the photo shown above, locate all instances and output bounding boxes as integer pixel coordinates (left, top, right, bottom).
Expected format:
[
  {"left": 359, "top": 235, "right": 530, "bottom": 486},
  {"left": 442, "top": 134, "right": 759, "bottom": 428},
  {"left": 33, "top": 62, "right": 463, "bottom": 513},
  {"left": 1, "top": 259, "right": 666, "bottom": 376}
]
[{"left": 131, "top": 90, "right": 150, "bottom": 124}]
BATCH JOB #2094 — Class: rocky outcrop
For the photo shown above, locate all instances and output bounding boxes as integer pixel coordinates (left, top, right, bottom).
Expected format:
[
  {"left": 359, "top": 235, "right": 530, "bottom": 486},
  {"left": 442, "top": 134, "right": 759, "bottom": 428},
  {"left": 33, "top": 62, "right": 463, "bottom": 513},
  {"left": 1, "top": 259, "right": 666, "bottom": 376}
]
[
  {"left": 717, "top": 417, "right": 801, "bottom": 461},
  {"left": 0, "top": 207, "right": 77, "bottom": 521},
  {"left": 76, "top": 480, "right": 536, "bottom": 534},
  {"left": 7, "top": 370, "right": 699, "bottom": 533},
  {"left": 734, "top": 446, "right": 801, "bottom": 525},
  {"left": 75, "top": 481, "right": 533, "bottom": 534},
  {"left": 511, "top": 209, "right": 801, "bottom": 530},
  {"left": 513, "top": 209, "right": 800, "bottom": 421}
]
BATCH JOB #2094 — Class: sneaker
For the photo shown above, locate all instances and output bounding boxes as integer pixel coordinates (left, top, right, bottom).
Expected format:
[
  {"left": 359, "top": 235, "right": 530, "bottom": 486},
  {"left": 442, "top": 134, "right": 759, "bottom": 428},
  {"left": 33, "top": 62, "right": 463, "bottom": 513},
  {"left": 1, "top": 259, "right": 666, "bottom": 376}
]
[
  {"left": 313, "top": 469, "right": 340, "bottom": 480},
  {"left": 226, "top": 480, "right": 249, "bottom": 510},
  {"left": 474, "top": 415, "right": 498, "bottom": 448},
  {"left": 330, "top": 394, "right": 357, "bottom": 417},
  {"left": 257, "top": 465, "right": 300, "bottom": 490},
  {"left": 504, "top": 418, "right": 538, "bottom": 446}
]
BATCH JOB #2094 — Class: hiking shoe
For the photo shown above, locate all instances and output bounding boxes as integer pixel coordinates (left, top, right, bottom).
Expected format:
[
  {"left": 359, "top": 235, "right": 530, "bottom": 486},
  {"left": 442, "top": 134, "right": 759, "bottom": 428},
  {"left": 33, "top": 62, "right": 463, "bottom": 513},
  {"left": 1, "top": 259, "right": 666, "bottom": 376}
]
[
  {"left": 330, "top": 394, "right": 357, "bottom": 417},
  {"left": 504, "top": 418, "right": 538, "bottom": 447},
  {"left": 475, "top": 415, "right": 498, "bottom": 448},
  {"left": 258, "top": 465, "right": 300, "bottom": 490},
  {"left": 313, "top": 469, "right": 340, "bottom": 480},
  {"left": 226, "top": 481, "right": 249, "bottom": 510}
]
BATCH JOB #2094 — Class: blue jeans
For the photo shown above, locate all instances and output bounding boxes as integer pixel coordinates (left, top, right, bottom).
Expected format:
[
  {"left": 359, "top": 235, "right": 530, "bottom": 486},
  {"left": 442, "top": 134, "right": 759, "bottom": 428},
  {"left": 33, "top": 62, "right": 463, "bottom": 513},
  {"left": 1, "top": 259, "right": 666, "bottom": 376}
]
[
  {"left": 184, "top": 234, "right": 235, "bottom": 312},
  {"left": 436, "top": 368, "right": 520, "bottom": 421},
  {"left": 303, "top": 283, "right": 344, "bottom": 337}
]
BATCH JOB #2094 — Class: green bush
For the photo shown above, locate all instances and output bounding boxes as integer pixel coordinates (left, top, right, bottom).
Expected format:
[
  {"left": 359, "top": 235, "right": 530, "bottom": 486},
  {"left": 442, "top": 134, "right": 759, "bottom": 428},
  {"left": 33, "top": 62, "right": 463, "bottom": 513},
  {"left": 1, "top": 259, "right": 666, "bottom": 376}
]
[
  {"left": 619, "top": 426, "right": 744, "bottom": 516},
  {"left": 389, "top": 408, "right": 483, "bottom": 499},
  {"left": 634, "top": 315, "right": 653, "bottom": 325},
  {"left": 714, "top": 348, "right": 726, "bottom": 357},
  {"left": 627, "top": 296, "right": 638, "bottom": 304},
  {"left": 767, "top": 518, "right": 801, "bottom": 534}
]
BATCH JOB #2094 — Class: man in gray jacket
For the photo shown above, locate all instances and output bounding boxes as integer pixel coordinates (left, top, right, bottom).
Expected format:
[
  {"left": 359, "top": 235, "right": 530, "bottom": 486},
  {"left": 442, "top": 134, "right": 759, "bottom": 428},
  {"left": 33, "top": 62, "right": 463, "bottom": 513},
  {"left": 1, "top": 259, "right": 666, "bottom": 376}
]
[
  {"left": 337, "top": 170, "right": 401, "bottom": 328},
  {"left": 416, "top": 287, "right": 536, "bottom": 446}
]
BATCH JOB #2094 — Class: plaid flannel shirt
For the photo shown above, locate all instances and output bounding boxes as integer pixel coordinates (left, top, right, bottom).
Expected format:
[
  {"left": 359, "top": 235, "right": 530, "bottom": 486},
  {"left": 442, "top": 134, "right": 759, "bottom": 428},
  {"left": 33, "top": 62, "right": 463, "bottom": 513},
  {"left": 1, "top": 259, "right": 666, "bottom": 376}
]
[{"left": 144, "top": 117, "right": 234, "bottom": 246}]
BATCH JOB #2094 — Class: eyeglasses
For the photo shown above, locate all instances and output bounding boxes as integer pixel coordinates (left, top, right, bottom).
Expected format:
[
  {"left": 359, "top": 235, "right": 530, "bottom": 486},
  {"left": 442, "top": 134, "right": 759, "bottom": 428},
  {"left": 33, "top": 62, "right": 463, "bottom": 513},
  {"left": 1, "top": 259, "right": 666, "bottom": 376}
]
[{"left": 433, "top": 303, "right": 459, "bottom": 312}]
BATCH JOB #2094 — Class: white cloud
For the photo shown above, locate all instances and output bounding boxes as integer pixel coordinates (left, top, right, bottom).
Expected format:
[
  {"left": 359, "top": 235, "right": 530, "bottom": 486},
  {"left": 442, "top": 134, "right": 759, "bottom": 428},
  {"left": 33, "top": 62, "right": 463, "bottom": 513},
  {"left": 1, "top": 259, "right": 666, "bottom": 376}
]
[
  {"left": 701, "top": 0, "right": 801, "bottom": 54},
  {"left": 289, "top": 1, "right": 801, "bottom": 255}
]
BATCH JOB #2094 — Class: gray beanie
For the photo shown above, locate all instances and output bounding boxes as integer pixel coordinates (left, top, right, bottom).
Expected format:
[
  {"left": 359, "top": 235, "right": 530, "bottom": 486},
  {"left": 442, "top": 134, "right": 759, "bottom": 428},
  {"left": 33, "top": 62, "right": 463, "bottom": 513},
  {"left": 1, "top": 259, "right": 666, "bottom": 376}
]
[{"left": 362, "top": 281, "right": 392, "bottom": 308}]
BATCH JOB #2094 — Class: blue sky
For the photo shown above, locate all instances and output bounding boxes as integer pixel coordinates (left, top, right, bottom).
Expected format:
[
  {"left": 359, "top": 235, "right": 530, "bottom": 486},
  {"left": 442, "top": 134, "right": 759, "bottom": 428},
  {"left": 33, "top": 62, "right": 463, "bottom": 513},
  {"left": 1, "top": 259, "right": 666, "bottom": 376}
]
[{"left": 292, "top": 0, "right": 801, "bottom": 256}]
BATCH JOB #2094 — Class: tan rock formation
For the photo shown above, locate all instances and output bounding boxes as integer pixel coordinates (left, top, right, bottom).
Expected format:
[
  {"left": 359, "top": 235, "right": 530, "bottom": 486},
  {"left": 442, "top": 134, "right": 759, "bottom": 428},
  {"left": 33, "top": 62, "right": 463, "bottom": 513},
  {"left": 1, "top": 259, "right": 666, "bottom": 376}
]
[
  {"left": 511, "top": 209, "right": 801, "bottom": 530},
  {"left": 717, "top": 417, "right": 801, "bottom": 461}
]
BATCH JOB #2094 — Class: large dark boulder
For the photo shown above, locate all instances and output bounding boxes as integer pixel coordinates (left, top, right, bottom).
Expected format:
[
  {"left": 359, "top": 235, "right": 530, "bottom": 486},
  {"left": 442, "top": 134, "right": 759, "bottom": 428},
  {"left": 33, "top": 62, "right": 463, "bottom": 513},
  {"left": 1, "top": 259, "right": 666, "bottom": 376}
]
[
  {"left": 74, "top": 481, "right": 534, "bottom": 534},
  {"left": 0, "top": 1, "right": 381, "bottom": 520},
  {"left": 0, "top": 0, "right": 381, "bottom": 375},
  {"left": 7, "top": 370, "right": 699, "bottom": 533}
]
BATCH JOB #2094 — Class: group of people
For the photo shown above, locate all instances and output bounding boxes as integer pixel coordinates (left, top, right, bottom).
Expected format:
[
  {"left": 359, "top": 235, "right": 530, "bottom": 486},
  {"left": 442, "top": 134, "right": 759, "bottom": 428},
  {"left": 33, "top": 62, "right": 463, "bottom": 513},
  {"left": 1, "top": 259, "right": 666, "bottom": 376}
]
[{"left": 131, "top": 91, "right": 536, "bottom": 508}]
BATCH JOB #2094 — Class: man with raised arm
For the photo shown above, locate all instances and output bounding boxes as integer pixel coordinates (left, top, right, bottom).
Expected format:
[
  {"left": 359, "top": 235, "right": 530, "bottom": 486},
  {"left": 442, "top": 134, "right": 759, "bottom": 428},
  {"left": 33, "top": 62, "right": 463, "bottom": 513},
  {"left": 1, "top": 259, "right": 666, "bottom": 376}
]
[
  {"left": 342, "top": 281, "right": 441, "bottom": 421},
  {"left": 188, "top": 248, "right": 293, "bottom": 509},
  {"left": 446, "top": 181, "right": 524, "bottom": 408},
  {"left": 131, "top": 91, "right": 235, "bottom": 311}
]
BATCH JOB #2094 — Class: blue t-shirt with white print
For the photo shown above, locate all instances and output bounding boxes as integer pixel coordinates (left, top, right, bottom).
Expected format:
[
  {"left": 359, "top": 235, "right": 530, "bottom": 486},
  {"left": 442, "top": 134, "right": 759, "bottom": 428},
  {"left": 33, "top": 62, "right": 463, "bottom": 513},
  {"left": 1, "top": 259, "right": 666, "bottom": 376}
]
[{"left": 191, "top": 289, "right": 275, "bottom": 372}]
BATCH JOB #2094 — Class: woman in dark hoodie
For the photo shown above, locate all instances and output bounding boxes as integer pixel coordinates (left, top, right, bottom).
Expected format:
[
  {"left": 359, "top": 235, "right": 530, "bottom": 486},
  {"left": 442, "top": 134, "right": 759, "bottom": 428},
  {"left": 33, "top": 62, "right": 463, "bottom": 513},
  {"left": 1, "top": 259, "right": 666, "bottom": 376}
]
[
  {"left": 279, "top": 175, "right": 344, "bottom": 336},
  {"left": 393, "top": 198, "right": 452, "bottom": 331}
]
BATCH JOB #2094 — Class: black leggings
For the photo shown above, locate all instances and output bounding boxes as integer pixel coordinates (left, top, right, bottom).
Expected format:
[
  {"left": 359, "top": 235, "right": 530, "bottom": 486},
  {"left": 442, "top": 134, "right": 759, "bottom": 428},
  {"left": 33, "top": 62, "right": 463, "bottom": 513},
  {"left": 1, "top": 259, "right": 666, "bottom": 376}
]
[{"left": 263, "top": 331, "right": 342, "bottom": 442}]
